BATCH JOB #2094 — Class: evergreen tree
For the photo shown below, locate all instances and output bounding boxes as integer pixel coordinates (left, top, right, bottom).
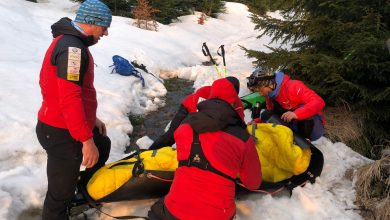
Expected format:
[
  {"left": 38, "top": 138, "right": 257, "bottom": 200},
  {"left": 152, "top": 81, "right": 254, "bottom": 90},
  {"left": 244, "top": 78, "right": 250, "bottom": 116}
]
[
  {"left": 72, "top": 0, "right": 134, "bottom": 18},
  {"left": 148, "top": 0, "right": 196, "bottom": 24},
  {"left": 245, "top": 0, "right": 390, "bottom": 158},
  {"left": 72, "top": 0, "right": 225, "bottom": 25},
  {"left": 229, "top": 0, "right": 288, "bottom": 15},
  {"left": 192, "top": 0, "right": 226, "bottom": 17},
  {"left": 147, "top": 0, "right": 225, "bottom": 24}
]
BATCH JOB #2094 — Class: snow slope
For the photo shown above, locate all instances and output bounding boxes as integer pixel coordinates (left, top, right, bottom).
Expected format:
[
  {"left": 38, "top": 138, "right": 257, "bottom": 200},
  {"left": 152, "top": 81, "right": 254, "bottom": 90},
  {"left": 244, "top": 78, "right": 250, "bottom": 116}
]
[{"left": 0, "top": 1, "right": 370, "bottom": 219}]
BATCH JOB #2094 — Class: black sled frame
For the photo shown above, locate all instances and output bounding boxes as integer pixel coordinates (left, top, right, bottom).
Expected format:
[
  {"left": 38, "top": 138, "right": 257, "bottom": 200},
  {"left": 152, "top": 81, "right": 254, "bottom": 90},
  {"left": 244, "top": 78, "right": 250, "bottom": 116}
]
[{"left": 68, "top": 111, "right": 324, "bottom": 219}]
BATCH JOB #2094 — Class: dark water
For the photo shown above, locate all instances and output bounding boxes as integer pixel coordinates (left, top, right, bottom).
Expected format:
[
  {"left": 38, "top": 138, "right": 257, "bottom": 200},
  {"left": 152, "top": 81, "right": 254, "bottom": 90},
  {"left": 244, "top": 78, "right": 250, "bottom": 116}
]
[
  {"left": 126, "top": 77, "right": 194, "bottom": 152},
  {"left": 17, "top": 208, "right": 41, "bottom": 220}
]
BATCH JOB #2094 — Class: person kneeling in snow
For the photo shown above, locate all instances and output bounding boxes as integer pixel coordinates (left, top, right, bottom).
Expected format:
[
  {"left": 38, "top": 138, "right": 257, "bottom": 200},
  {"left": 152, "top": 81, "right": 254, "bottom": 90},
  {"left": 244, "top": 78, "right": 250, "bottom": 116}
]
[
  {"left": 148, "top": 77, "right": 262, "bottom": 220},
  {"left": 148, "top": 85, "right": 211, "bottom": 150},
  {"left": 149, "top": 77, "right": 246, "bottom": 150},
  {"left": 247, "top": 68, "right": 326, "bottom": 141}
]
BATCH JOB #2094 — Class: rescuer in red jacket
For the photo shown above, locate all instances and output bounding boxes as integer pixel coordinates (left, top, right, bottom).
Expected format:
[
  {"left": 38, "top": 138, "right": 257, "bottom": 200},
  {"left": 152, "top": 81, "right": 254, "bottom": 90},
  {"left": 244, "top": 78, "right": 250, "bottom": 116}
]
[
  {"left": 149, "top": 78, "right": 245, "bottom": 150},
  {"left": 148, "top": 86, "right": 211, "bottom": 150},
  {"left": 247, "top": 68, "right": 325, "bottom": 141},
  {"left": 35, "top": 1, "right": 112, "bottom": 219},
  {"left": 148, "top": 77, "right": 262, "bottom": 220}
]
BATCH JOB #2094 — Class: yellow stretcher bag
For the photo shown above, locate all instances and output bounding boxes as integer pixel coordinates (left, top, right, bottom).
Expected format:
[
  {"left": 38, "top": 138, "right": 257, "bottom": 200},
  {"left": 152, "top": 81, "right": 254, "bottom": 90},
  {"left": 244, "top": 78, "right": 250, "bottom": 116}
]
[
  {"left": 247, "top": 123, "right": 311, "bottom": 182},
  {"left": 87, "top": 147, "right": 177, "bottom": 201},
  {"left": 87, "top": 123, "right": 312, "bottom": 201}
]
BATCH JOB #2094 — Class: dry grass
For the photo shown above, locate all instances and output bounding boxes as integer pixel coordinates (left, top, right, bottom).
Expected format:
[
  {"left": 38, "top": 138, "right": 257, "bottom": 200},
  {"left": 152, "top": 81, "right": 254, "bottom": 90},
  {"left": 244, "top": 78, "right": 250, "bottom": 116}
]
[
  {"left": 323, "top": 102, "right": 363, "bottom": 144},
  {"left": 355, "top": 153, "right": 390, "bottom": 220},
  {"left": 322, "top": 102, "right": 376, "bottom": 157},
  {"left": 325, "top": 103, "right": 390, "bottom": 219}
]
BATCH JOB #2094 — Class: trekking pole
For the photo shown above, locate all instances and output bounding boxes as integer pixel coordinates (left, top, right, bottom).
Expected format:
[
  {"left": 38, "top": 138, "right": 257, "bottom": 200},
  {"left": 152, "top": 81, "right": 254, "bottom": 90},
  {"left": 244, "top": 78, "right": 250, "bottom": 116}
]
[
  {"left": 202, "top": 42, "right": 222, "bottom": 78},
  {"left": 131, "top": 60, "right": 164, "bottom": 83},
  {"left": 217, "top": 45, "right": 227, "bottom": 77}
]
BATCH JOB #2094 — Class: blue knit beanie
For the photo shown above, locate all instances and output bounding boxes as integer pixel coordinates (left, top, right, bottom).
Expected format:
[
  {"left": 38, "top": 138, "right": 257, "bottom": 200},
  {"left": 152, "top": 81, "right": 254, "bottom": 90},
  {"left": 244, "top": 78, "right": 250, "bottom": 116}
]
[{"left": 74, "top": 0, "right": 112, "bottom": 27}]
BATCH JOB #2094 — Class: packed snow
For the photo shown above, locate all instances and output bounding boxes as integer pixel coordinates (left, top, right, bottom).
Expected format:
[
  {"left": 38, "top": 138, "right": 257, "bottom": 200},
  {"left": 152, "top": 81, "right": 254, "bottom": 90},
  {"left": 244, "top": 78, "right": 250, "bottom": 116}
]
[{"left": 0, "top": 0, "right": 370, "bottom": 219}]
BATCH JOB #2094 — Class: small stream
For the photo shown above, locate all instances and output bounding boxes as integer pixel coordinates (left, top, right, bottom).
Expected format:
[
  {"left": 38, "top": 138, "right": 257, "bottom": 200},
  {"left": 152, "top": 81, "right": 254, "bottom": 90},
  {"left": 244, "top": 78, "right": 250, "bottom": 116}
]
[{"left": 126, "top": 77, "right": 194, "bottom": 152}]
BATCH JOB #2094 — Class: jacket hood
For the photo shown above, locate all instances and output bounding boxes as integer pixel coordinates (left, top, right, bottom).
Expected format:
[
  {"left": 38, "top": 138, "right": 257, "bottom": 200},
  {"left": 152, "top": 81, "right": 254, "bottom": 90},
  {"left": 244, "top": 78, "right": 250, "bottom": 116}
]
[
  {"left": 51, "top": 17, "right": 95, "bottom": 46},
  {"left": 269, "top": 72, "right": 289, "bottom": 99},
  {"left": 181, "top": 86, "right": 211, "bottom": 112},
  {"left": 208, "top": 77, "right": 245, "bottom": 120},
  {"left": 186, "top": 98, "right": 246, "bottom": 133}
]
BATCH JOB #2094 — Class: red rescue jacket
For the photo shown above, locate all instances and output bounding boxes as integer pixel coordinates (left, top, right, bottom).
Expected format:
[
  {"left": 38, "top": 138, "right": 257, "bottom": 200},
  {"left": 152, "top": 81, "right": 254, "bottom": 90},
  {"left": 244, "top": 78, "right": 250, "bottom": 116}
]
[
  {"left": 266, "top": 74, "right": 325, "bottom": 123},
  {"left": 182, "top": 86, "right": 211, "bottom": 112},
  {"left": 165, "top": 78, "right": 261, "bottom": 220},
  {"left": 38, "top": 18, "right": 96, "bottom": 142}
]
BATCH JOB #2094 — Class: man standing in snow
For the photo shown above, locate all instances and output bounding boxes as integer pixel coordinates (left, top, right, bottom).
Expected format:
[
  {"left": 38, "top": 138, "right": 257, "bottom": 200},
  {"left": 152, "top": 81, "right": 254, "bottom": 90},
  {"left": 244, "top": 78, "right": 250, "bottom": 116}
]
[
  {"left": 35, "top": 0, "right": 112, "bottom": 219},
  {"left": 247, "top": 68, "right": 325, "bottom": 141}
]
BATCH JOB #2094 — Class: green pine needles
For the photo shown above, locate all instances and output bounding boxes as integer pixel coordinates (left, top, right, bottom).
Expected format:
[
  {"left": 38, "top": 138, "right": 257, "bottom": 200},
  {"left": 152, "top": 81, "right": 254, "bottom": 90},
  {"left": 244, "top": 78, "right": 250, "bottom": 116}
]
[
  {"left": 72, "top": 0, "right": 225, "bottom": 25},
  {"left": 245, "top": 0, "right": 390, "bottom": 158}
]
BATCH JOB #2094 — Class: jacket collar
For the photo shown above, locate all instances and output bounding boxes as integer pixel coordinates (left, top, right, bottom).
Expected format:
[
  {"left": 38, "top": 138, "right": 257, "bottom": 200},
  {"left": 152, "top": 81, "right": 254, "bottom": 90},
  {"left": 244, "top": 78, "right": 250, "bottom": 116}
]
[{"left": 51, "top": 17, "right": 95, "bottom": 46}]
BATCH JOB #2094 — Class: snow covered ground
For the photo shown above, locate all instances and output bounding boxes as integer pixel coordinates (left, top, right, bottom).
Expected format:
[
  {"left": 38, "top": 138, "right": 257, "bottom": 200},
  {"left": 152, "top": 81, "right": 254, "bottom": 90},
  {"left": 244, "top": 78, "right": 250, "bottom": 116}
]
[{"left": 0, "top": 0, "right": 370, "bottom": 219}]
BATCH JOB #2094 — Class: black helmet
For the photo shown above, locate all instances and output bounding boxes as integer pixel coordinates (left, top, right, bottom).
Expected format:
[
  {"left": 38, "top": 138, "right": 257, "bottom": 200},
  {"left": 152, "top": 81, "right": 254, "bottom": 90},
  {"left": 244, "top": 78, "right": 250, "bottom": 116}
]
[{"left": 247, "top": 67, "right": 275, "bottom": 90}]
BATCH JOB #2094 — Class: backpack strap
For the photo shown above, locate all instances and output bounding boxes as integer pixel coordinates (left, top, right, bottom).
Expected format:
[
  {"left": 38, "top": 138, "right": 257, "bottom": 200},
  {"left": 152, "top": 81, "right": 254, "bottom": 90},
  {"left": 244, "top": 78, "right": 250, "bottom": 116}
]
[
  {"left": 178, "top": 130, "right": 236, "bottom": 182},
  {"left": 131, "top": 69, "right": 145, "bottom": 87}
]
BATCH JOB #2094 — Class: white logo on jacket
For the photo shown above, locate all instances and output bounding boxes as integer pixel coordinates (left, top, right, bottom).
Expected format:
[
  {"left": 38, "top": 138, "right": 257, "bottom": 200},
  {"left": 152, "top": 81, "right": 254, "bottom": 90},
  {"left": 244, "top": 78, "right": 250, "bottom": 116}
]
[{"left": 67, "top": 47, "right": 81, "bottom": 81}]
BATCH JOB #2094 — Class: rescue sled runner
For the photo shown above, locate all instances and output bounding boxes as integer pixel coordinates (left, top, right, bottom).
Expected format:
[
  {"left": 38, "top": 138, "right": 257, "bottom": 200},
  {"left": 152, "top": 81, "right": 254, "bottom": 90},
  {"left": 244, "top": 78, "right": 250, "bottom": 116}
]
[{"left": 69, "top": 114, "right": 324, "bottom": 218}]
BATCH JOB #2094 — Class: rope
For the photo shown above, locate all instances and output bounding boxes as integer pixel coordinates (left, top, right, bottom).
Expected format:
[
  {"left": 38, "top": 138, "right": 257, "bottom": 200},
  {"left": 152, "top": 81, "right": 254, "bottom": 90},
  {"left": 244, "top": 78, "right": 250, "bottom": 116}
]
[
  {"left": 238, "top": 180, "right": 309, "bottom": 196},
  {"left": 238, "top": 183, "right": 285, "bottom": 196},
  {"left": 146, "top": 173, "right": 174, "bottom": 182}
]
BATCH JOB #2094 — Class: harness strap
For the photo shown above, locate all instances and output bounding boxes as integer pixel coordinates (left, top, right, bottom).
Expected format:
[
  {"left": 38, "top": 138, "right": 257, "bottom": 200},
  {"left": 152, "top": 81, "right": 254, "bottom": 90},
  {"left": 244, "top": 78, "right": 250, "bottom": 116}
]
[{"left": 178, "top": 130, "right": 235, "bottom": 182}]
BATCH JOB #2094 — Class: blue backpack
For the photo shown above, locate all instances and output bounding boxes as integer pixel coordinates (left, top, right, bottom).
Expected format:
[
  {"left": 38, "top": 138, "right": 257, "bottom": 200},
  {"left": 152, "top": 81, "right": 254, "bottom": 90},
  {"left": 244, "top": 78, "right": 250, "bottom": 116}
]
[{"left": 110, "top": 55, "right": 145, "bottom": 87}]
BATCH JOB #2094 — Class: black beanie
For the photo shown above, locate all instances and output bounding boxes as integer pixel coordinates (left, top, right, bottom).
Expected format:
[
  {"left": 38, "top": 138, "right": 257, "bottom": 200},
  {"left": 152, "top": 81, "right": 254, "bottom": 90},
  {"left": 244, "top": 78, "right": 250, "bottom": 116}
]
[{"left": 226, "top": 76, "right": 240, "bottom": 94}]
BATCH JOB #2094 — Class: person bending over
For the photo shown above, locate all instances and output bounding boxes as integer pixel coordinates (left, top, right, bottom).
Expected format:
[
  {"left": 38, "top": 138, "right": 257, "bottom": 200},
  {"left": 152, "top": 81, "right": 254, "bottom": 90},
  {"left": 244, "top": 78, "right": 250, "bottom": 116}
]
[
  {"left": 148, "top": 77, "right": 261, "bottom": 220},
  {"left": 247, "top": 67, "right": 325, "bottom": 141},
  {"left": 149, "top": 76, "right": 245, "bottom": 150}
]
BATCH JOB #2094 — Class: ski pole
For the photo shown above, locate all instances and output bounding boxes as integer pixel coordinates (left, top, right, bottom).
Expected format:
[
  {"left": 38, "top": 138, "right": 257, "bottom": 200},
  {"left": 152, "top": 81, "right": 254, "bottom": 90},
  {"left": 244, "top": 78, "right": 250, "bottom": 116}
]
[
  {"left": 217, "top": 45, "right": 227, "bottom": 77},
  {"left": 202, "top": 42, "right": 222, "bottom": 78},
  {"left": 131, "top": 60, "right": 164, "bottom": 83}
]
